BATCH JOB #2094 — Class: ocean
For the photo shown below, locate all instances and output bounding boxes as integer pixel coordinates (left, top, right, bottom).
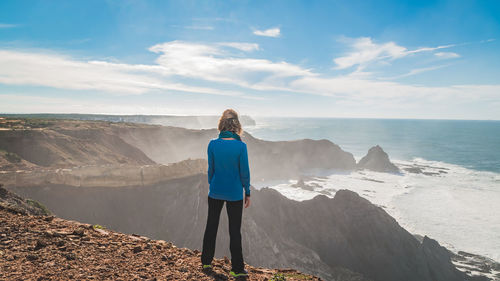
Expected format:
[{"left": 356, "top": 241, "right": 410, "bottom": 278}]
[{"left": 245, "top": 117, "right": 500, "bottom": 261}]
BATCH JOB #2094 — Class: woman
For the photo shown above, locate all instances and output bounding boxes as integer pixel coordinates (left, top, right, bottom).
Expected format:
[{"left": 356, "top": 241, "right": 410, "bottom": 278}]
[{"left": 201, "top": 109, "right": 251, "bottom": 277}]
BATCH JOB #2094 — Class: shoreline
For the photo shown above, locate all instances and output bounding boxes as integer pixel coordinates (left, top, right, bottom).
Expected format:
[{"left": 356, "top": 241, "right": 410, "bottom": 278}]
[{"left": 260, "top": 158, "right": 500, "bottom": 266}]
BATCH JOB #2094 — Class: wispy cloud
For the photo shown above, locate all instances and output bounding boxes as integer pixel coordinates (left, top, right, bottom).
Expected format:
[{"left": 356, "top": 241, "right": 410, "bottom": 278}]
[
  {"left": 0, "top": 40, "right": 498, "bottom": 112},
  {"left": 435, "top": 52, "right": 460, "bottom": 59},
  {"left": 383, "top": 65, "right": 450, "bottom": 80},
  {"left": 253, "top": 27, "right": 280, "bottom": 38},
  {"left": 0, "top": 49, "right": 243, "bottom": 97},
  {"left": 0, "top": 23, "right": 19, "bottom": 29},
  {"left": 218, "top": 42, "right": 259, "bottom": 52},
  {"left": 184, "top": 25, "right": 214, "bottom": 30},
  {"left": 334, "top": 37, "right": 456, "bottom": 70}
]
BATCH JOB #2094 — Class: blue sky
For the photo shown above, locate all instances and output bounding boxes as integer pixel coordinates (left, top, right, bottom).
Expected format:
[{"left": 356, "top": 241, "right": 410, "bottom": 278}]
[{"left": 0, "top": 0, "right": 499, "bottom": 119}]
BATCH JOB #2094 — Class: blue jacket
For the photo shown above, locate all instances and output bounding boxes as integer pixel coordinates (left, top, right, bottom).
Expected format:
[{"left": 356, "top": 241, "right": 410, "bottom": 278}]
[{"left": 207, "top": 137, "right": 251, "bottom": 201}]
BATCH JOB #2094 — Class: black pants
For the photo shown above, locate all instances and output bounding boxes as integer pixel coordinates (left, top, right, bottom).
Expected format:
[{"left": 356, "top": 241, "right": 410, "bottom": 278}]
[{"left": 201, "top": 196, "right": 244, "bottom": 271}]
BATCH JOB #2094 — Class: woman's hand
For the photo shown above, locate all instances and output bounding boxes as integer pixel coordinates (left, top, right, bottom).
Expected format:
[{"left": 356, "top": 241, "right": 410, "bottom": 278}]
[{"left": 244, "top": 196, "right": 251, "bottom": 208}]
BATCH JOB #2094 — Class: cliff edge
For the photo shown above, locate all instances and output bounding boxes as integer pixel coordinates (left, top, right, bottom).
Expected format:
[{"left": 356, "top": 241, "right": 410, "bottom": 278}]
[{"left": 0, "top": 207, "right": 323, "bottom": 281}]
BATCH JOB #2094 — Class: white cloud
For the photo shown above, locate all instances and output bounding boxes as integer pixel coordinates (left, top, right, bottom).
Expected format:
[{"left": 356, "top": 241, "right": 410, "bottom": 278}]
[
  {"left": 383, "top": 65, "right": 449, "bottom": 80},
  {"left": 0, "top": 49, "right": 243, "bottom": 97},
  {"left": 253, "top": 27, "right": 280, "bottom": 38},
  {"left": 148, "top": 41, "right": 313, "bottom": 88},
  {"left": 334, "top": 37, "right": 456, "bottom": 70},
  {"left": 218, "top": 42, "right": 260, "bottom": 52},
  {"left": 435, "top": 52, "right": 460, "bottom": 59},
  {"left": 0, "top": 23, "right": 18, "bottom": 29}
]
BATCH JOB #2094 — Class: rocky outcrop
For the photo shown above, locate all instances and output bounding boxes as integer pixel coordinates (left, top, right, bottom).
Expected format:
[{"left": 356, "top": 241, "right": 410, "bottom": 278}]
[
  {"left": 9, "top": 175, "right": 479, "bottom": 281},
  {"left": 0, "top": 184, "right": 50, "bottom": 216},
  {"left": 357, "top": 145, "right": 400, "bottom": 173},
  {"left": 0, "top": 208, "right": 322, "bottom": 281},
  {"left": 452, "top": 251, "right": 500, "bottom": 280}
]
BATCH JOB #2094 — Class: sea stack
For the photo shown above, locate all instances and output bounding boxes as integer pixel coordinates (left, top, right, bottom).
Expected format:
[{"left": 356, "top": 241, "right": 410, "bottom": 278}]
[{"left": 357, "top": 145, "right": 400, "bottom": 173}]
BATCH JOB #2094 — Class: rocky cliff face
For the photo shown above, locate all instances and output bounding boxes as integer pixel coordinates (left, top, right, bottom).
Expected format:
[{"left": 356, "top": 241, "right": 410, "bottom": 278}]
[
  {"left": 9, "top": 174, "right": 474, "bottom": 281},
  {"left": 357, "top": 145, "right": 400, "bottom": 173}
]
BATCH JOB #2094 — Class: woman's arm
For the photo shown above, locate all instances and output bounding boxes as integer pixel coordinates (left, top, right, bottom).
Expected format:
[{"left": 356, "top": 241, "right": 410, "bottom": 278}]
[
  {"left": 239, "top": 143, "right": 251, "bottom": 197},
  {"left": 207, "top": 141, "right": 215, "bottom": 184}
]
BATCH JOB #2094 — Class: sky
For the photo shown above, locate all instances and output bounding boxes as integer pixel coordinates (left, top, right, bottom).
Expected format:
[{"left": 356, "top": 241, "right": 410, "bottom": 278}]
[{"left": 0, "top": 0, "right": 499, "bottom": 119}]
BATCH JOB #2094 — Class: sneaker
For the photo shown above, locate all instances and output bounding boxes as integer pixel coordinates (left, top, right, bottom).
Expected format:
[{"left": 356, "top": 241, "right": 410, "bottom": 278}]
[{"left": 230, "top": 269, "right": 248, "bottom": 277}]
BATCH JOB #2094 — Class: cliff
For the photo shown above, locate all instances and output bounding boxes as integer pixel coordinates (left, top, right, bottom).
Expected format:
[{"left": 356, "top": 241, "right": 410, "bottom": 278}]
[
  {"left": 9, "top": 174, "right": 479, "bottom": 281},
  {"left": 0, "top": 119, "right": 356, "bottom": 181},
  {"left": 112, "top": 124, "right": 356, "bottom": 180}
]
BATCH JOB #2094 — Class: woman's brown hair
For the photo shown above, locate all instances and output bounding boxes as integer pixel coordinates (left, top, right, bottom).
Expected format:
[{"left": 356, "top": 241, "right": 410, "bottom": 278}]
[{"left": 218, "top": 109, "right": 243, "bottom": 136}]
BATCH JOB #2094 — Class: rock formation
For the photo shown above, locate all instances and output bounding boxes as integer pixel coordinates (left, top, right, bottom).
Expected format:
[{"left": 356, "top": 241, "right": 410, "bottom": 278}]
[
  {"left": 9, "top": 175, "right": 480, "bottom": 281},
  {"left": 357, "top": 145, "right": 400, "bottom": 173}
]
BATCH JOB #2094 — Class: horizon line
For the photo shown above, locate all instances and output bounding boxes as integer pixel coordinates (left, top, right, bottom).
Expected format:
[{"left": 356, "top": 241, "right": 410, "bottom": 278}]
[{"left": 1, "top": 112, "right": 499, "bottom": 122}]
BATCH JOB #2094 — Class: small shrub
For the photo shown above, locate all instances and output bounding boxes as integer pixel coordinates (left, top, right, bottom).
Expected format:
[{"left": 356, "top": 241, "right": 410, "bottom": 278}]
[
  {"left": 93, "top": 224, "right": 105, "bottom": 230},
  {"left": 271, "top": 273, "right": 287, "bottom": 281},
  {"left": 26, "top": 199, "right": 51, "bottom": 215}
]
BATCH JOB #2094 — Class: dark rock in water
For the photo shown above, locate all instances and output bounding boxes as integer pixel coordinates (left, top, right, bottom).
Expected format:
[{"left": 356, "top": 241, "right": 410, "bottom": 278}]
[
  {"left": 403, "top": 165, "right": 448, "bottom": 176},
  {"left": 290, "top": 178, "right": 319, "bottom": 191},
  {"left": 357, "top": 145, "right": 400, "bottom": 173},
  {"left": 452, "top": 251, "right": 500, "bottom": 280},
  {"left": 404, "top": 166, "right": 424, "bottom": 174},
  {"left": 291, "top": 178, "right": 306, "bottom": 188},
  {"left": 0, "top": 184, "right": 50, "bottom": 216},
  {"left": 360, "top": 177, "right": 384, "bottom": 183}
]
